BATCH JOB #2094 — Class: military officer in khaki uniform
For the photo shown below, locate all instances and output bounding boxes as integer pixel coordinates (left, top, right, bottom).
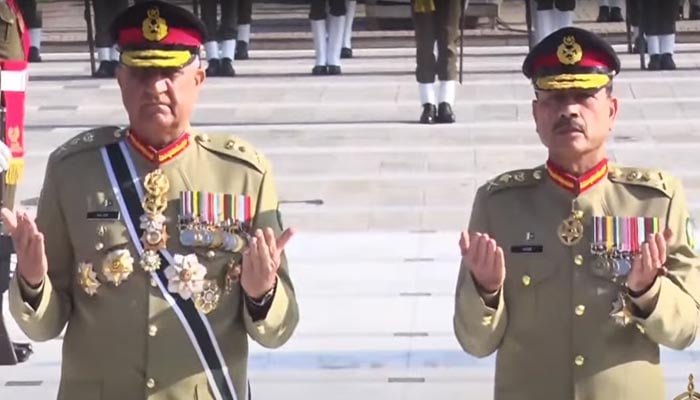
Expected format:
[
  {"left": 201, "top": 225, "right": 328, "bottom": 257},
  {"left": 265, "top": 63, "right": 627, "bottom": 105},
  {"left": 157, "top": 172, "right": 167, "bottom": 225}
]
[
  {"left": 411, "top": 0, "right": 462, "bottom": 124},
  {"left": 4, "top": 2, "right": 299, "bottom": 399},
  {"left": 453, "top": 27, "right": 700, "bottom": 400}
]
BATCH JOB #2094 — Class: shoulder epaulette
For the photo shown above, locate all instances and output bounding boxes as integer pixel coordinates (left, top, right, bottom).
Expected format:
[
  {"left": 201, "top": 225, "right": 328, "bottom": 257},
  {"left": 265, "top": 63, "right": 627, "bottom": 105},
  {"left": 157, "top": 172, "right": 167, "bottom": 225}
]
[
  {"left": 193, "top": 132, "right": 268, "bottom": 174},
  {"left": 607, "top": 165, "right": 673, "bottom": 198},
  {"left": 485, "top": 167, "right": 546, "bottom": 194},
  {"left": 50, "top": 126, "right": 124, "bottom": 162}
]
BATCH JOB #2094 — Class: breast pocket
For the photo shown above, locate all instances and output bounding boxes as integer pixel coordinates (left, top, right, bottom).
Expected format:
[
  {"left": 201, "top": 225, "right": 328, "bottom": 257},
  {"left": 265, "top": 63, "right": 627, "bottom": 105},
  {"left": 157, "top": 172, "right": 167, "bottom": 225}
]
[{"left": 504, "top": 252, "right": 560, "bottom": 333}]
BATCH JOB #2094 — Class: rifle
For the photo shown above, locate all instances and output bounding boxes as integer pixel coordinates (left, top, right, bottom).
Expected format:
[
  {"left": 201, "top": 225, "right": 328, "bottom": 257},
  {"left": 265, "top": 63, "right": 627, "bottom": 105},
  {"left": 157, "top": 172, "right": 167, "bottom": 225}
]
[{"left": 84, "top": 0, "right": 97, "bottom": 76}]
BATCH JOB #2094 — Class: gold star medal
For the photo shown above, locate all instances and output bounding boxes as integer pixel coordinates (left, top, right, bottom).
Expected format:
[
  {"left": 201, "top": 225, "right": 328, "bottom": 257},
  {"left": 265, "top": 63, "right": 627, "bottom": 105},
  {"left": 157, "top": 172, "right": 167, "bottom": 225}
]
[
  {"left": 78, "top": 262, "right": 101, "bottom": 296},
  {"left": 102, "top": 249, "right": 135, "bottom": 286},
  {"left": 558, "top": 209, "right": 584, "bottom": 246}
]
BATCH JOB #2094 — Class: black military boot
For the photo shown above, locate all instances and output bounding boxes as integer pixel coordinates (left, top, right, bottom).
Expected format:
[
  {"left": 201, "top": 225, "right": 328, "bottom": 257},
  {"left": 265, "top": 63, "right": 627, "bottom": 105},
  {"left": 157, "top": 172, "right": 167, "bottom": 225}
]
[
  {"left": 609, "top": 7, "right": 624, "bottom": 22},
  {"left": 205, "top": 59, "right": 220, "bottom": 77},
  {"left": 419, "top": 103, "right": 437, "bottom": 124},
  {"left": 326, "top": 65, "right": 342, "bottom": 75},
  {"left": 596, "top": 6, "right": 610, "bottom": 22},
  {"left": 436, "top": 102, "right": 456, "bottom": 124},
  {"left": 311, "top": 65, "right": 327, "bottom": 75},
  {"left": 340, "top": 47, "right": 353, "bottom": 59},
  {"left": 28, "top": 46, "right": 41, "bottom": 62},
  {"left": 691, "top": 5, "right": 700, "bottom": 20},
  {"left": 13, "top": 343, "right": 33, "bottom": 363},
  {"left": 219, "top": 58, "right": 236, "bottom": 77},
  {"left": 235, "top": 41, "right": 249, "bottom": 60},
  {"left": 93, "top": 60, "right": 114, "bottom": 78},
  {"left": 647, "top": 54, "right": 662, "bottom": 71},
  {"left": 660, "top": 53, "right": 676, "bottom": 70}
]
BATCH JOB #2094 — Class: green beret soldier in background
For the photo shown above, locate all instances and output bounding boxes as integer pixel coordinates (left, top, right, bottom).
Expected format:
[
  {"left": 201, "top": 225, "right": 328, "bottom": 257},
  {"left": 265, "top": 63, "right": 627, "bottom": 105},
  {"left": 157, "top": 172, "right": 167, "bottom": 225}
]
[
  {"left": 4, "top": 1, "right": 299, "bottom": 399},
  {"left": 453, "top": 26, "right": 700, "bottom": 399}
]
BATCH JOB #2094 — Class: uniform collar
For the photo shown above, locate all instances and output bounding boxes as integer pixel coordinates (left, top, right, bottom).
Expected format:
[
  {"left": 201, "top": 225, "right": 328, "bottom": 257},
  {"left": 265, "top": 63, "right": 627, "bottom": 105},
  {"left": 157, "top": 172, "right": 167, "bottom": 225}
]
[
  {"left": 126, "top": 130, "right": 190, "bottom": 165},
  {"left": 545, "top": 158, "right": 608, "bottom": 195}
]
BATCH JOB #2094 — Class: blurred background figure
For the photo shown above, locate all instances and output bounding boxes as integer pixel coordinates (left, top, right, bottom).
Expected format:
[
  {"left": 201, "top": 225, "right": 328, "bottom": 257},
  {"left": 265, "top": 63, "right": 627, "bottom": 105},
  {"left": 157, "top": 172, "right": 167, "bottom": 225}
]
[
  {"left": 16, "top": 0, "right": 41, "bottom": 62},
  {"left": 309, "top": 0, "right": 346, "bottom": 75},
  {"left": 533, "top": 0, "right": 576, "bottom": 44},
  {"left": 201, "top": 0, "right": 239, "bottom": 76},
  {"left": 596, "top": 0, "right": 623, "bottom": 22},
  {"left": 341, "top": 0, "right": 356, "bottom": 58}
]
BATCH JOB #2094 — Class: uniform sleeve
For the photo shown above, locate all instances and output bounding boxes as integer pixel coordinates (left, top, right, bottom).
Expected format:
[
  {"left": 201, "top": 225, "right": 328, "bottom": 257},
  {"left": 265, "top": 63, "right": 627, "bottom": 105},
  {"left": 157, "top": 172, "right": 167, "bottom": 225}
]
[
  {"left": 453, "top": 186, "right": 508, "bottom": 358},
  {"left": 8, "top": 158, "right": 75, "bottom": 342},
  {"left": 634, "top": 181, "right": 700, "bottom": 350},
  {"left": 243, "top": 166, "right": 299, "bottom": 349}
]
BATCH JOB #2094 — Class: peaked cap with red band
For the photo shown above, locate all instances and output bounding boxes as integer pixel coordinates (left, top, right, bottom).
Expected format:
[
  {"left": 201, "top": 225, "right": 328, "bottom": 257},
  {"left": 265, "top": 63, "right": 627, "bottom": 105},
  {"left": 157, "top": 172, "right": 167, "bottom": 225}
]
[
  {"left": 109, "top": 0, "right": 206, "bottom": 68},
  {"left": 522, "top": 27, "right": 620, "bottom": 91}
]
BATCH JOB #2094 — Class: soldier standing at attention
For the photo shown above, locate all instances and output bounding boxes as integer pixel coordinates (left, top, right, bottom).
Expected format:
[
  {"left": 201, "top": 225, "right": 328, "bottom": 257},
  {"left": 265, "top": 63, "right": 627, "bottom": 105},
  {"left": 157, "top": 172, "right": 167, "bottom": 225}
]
[
  {"left": 16, "top": 0, "right": 41, "bottom": 62},
  {"left": 534, "top": 0, "right": 576, "bottom": 44},
  {"left": 411, "top": 0, "right": 461, "bottom": 124},
  {"left": 235, "top": 0, "right": 252, "bottom": 60},
  {"left": 341, "top": 0, "right": 357, "bottom": 59},
  {"left": 309, "top": 0, "right": 346, "bottom": 75},
  {"left": 201, "top": 0, "right": 238, "bottom": 76},
  {"left": 453, "top": 27, "right": 700, "bottom": 400},
  {"left": 5, "top": 2, "right": 299, "bottom": 399},
  {"left": 0, "top": 0, "right": 32, "bottom": 365},
  {"left": 596, "top": 0, "right": 623, "bottom": 22},
  {"left": 91, "top": 0, "right": 130, "bottom": 78}
]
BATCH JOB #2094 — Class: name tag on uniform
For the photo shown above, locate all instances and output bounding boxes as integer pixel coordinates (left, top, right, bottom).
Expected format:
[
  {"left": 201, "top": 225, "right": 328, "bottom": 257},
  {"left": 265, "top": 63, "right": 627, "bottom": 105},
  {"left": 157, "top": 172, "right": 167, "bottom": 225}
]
[
  {"left": 86, "top": 211, "right": 120, "bottom": 220},
  {"left": 510, "top": 245, "right": 543, "bottom": 254}
]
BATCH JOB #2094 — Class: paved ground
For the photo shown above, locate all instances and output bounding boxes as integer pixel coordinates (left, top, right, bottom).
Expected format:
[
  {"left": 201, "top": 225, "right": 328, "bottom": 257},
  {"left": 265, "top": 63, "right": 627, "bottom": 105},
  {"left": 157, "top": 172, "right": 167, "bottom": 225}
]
[{"left": 2, "top": 41, "right": 700, "bottom": 398}]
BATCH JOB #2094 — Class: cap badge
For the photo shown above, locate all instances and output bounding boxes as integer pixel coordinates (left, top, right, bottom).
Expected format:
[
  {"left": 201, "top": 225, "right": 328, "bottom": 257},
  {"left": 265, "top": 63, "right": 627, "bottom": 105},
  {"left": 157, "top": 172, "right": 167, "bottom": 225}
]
[
  {"left": 557, "top": 35, "right": 583, "bottom": 65},
  {"left": 142, "top": 7, "right": 168, "bottom": 42}
]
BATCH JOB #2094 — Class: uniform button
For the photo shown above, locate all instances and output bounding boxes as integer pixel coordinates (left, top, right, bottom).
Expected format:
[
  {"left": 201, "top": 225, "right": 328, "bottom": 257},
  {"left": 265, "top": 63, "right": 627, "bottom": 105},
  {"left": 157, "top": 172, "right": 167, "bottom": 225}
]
[
  {"left": 150, "top": 278, "right": 158, "bottom": 288},
  {"left": 521, "top": 275, "right": 531, "bottom": 287},
  {"left": 95, "top": 242, "right": 104, "bottom": 251},
  {"left": 206, "top": 250, "right": 216, "bottom": 259},
  {"left": 146, "top": 378, "right": 156, "bottom": 389},
  {"left": 225, "top": 140, "right": 235, "bottom": 150},
  {"left": 574, "top": 255, "right": 584, "bottom": 266},
  {"left": 575, "top": 305, "right": 586, "bottom": 316},
  {"left": 481, "top": 315, "right": 493, "bottom": 326},
  {"left": 148, "top": 325, "right": 158, "bottom": 337},
  {"left": 574, "top": 355, "right": 585, "bottom": 366}
]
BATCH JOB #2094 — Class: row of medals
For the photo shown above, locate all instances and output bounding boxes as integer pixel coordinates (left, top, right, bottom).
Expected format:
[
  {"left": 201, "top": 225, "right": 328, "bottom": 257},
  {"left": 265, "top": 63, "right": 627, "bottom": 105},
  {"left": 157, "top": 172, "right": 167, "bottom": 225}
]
[
  {"left": 557, "top": 206, "right": 638, "bottom": 326},
  {"left": 79, "top": 169, "right": 249, "bottom": 315}
]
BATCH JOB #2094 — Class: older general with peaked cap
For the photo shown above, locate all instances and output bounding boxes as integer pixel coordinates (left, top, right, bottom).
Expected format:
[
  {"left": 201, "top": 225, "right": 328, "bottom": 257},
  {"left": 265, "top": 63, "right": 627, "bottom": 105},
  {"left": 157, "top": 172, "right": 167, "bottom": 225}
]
[
  {"left": 453, "top": 26, "right": 700, "bottom": 400},
  {"left": 4, "top": 1, "right": 299, "bottom": 399}
]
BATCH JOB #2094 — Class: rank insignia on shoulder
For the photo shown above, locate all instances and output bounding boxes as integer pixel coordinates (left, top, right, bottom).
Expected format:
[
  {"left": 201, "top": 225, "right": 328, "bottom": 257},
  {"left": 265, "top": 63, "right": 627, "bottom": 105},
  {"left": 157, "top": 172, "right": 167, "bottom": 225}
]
[
  {"left": 178, "top": 191, "right": 253, "bottom": 252},
  {"left": 607, "top": 166, "right": 671, "bottom": 197},
  {"left": 485, "top": 168, "right": 544, "bottom": 193}
]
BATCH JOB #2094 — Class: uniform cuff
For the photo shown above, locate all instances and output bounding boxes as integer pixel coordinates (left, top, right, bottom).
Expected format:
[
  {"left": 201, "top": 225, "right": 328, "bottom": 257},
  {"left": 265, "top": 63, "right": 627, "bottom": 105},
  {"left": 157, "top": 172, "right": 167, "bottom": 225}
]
[
  {"left": 629, "top": 278, "right": 661, "bottom": 315},
  {"left": 18, "top": 275, "right": 45, "bottom": 310}
]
